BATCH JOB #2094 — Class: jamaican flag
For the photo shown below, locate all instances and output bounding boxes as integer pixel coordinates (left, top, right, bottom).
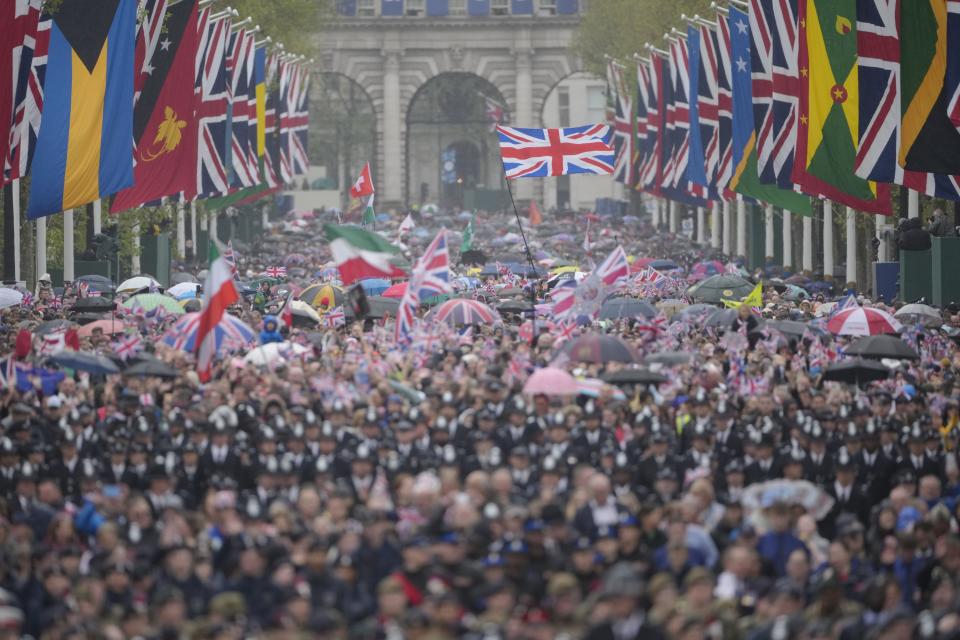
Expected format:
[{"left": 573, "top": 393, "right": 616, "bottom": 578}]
[
  {"left": 900, "top": 0, "right": 960, "bottom": 175},
  {"left": 792, "top": 0, "right": 891, "bottom": 214}
]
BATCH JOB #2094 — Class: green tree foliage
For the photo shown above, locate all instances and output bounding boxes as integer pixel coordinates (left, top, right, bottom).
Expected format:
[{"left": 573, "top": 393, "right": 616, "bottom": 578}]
[
  {"left": 574, "top": 0, "right": 714, "bottom": 76},
  {"left": 230, "top": 0, "right": 336, "bottom": 56}
]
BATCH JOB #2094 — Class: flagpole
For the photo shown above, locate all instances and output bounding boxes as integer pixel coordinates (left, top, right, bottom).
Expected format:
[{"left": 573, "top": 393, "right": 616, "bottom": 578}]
[{"left": 501, "top": 168, "right": 538, "bottom": 347}]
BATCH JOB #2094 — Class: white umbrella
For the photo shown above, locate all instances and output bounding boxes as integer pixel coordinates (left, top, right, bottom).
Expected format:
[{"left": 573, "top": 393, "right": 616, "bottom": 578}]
[
  {"left": 243, "top": 341, "right": 310, "bottom": 366},
  {"left": 0, "top": 288, "right": 24, "bottom": 309},
  {"left": 894, "top": 303, "right": 942, "bottom": 328},
  {"left": 741, "top": 479, "right": 835, "bottom": 521},
  {"left": 167, "top": 282, "right": 200, "bottom": 300},
  {"left": 117, "top": 275, "right": 160, "bottom": 293}
]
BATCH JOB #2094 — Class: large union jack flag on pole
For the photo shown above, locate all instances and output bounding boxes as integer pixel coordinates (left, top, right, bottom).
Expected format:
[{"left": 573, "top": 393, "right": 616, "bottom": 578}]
[
  {"left": 606, "top": 60, "right": 633, "bottom": 185},
  {"left": 195, "top": 9, "right": 231, "bottom": 197},
  {"left": 3, "top": 0, "right": 48, "bottom": 185},
  {"left": 496, "top": 124, "right": 614, "bottom": 179}
]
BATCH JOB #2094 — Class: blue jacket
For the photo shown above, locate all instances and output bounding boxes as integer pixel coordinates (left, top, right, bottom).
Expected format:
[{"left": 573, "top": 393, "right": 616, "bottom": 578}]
[
  {"left": 259, "top": 315, "right": 284, "bottom": 344},
  {"left": 757, "top": 531, "right": 808, "bottom": 577}
]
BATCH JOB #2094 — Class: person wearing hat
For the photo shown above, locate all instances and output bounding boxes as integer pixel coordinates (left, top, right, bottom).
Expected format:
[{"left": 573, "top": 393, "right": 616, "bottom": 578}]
[
  {"left": 583, "top": 563, "right": 665, "bottom": 640},
  {"left": 573, "top": 400, "right": 615, "bottom": 467},
  {"left": 496, "top": 395, "right": 537, "bottom": 453},
  {"left": 202, "top": 421, "right": 243, "bottom": 480},
  {"left": 899, "top": 424, "right": 941, "bottom": 480},
  {"left": 573, "top": 473, "right": 629, "bottom": 536},
  {"left": 636, "top": 426, "right": 677, "bottom": 490},
  {"left": 744, "top": 432, "right": 781, "bottom": 485},
  {"left": 821, "top": 449, "right": 869, "bottom": 540}
]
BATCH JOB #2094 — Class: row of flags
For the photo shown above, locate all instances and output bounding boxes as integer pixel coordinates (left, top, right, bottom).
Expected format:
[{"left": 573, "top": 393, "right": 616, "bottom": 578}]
[
  {"left": 607, "top": 0, "right": 960, "bottom": 216},
  {"left": 1, "top": 0, "right": 311, "bottom": 219}
]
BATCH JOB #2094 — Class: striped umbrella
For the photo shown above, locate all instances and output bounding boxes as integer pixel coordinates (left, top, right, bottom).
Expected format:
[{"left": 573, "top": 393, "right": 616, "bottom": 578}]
[
  {"left": 428, "top": 299, "right": 501, "bottom": 326},
  {"left": 560, "top": 333, "right": 640, "bottom": 364},
  {"left": 826, "top": 307, "right": 902, "bottom": 336},
  {"left": 162, "top": 313, "right": 257, "bottom": 353}
]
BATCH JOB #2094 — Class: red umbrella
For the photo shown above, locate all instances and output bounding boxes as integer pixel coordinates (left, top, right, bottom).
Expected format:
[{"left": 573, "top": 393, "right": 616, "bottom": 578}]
[
  {"left": 382, "top": 282, "right": 408, "bottom": 299},
  {"left": 826, "top": 307, "right": 902, "bottom": 336},
  {"left": 629, "top": 257, "right": 655, "bottom": 273}
]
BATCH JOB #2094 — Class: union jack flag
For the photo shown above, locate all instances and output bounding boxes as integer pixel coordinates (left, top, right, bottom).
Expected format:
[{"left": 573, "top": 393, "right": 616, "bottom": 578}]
[
  {"left": 265, "top": 266, "right": 287, "bottom": 278},
  {"left": 485, "top": 96, "right": 506, "bottom": 132},
  {"left": 666, "top": 38, "right": 692, "bottom": 193},
  {"left": 134, "top": 0, "right": 169, "bottom": 105},
  {"left": 3, "top": 0, "right": 48, "bottom": 184},
  {"left": 289, "top": 64, "right": 310, "bottom": 176},
  {"left": 639, "top": 55, "right": 665, "bottom": 194},
  {"left": 323, "top": 306, "right": 346, "bottom": 328},
  {"left": 195, "top": 9, "right": 231, "bottom": 196},
  {"left": 949, "top": 1, "right": 960, "bottom": 134},
  {"left": 113, "top": 333, "right": 143, "bottom": 360},
  {"left": 749, "top": 0, "right": 802, "bottom": 189},
  {"left": 496, "top": 124, "right": 614, "bottom": 179},
  {"left": 552, "top": 245, "right": 628, "bottom": 322},
  {"left": 0, "top": 357, "right": 18, "bottom": 390},
  {"left": 714, "top": 12, "right": 735, "bottom": 192},
  {"left": 395, "top": 230, "right": 452, "bottom": 343},
  {"left": 261, "top": 50, "right": 282, "bottom": 189},
  {"left": 691, "top": 23, "right": 722, "bottom": 196},
  {"left": 855, "top": 0, "right": 960, "bottom": 198},
  {"left": 634, "top": 59, "right": 652, "bottom": 191},
  {"left": 634, "top": 267, "right": 667, "bottom": 286},
  {"left": 595, "top": 245, "right": 630, "bottom": 286},
  {"left": 276, "top": 58, "right": 294, "bottom": 184},
  {"left": 606, "top": 60, "right": 633, "bottom": 184},
  {"left": 227, "top": 29, "right": 258, "bottom": 188},
  {"left": 224, "top": 240, "right": 238, "bottom": 277}
]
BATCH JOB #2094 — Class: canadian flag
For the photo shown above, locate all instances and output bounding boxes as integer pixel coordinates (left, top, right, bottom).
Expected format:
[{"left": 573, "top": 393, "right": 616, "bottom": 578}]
[{"left": 349, "top": 162, "right": 375, "bottom": 199}]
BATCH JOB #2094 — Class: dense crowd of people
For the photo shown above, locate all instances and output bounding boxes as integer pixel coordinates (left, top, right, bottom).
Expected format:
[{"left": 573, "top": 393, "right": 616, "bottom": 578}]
[{"left": 1, "top": 203, "right": 960, "bottom": 640}]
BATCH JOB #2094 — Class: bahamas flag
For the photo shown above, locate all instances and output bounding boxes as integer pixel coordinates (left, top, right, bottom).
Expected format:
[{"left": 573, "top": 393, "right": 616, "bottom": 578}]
[
  {"left": 27, "top": 0, "right": 137, "bottom": 219},
  {"left": 254, "top": 47, "right": 266, "bottom": 158},
  {"left": 792, "top": 0, "right": 891, "bottom": 215}
]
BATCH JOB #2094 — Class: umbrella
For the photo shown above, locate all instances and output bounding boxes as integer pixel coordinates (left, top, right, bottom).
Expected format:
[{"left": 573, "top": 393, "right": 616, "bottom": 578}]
[
  {"left": 764, "top": 319, "right": 811, "bottom": 340},
  {"left": 460, "top": 249, "right": 488, "bottom": 266},
  {"left": 686, "top": 274, "right": 755, "bottom": 304},
  {"left": 49, "top": 351, "right": 120, "bottom": 375},
  {"left": 284, "top": 253, "right": 309, "bottom": 266},
  {"left": 784, "top": 284, "right": 810, "bottom": 301},
  {"left": 574, "top": 378, "right": 628, "bottom": 400},
  {"left": 299, "top": 283, "right": 345, "bottom": 312},
  {"left": 644, "top": 351, "right": 698, "bottom": 366},
  {"left": 673, "top": 303, "right": 717, "bottom": 322},
  {"left": 692, "top": 260, "right": 724, "bottom": 276},
  {"left": 162, "top": 313, "right": 256, "bottom": 352},
  {"left": 353, "top": 296, "right": 400, "bottom": 320},
  {"left": 123, "top": 359, "right": 179, "bottom": 379},
  {"left": 123, "top": 294, "right": 185, "bottom": 316},
  {"left": 181, "top": 299, "right": 202, "bottom": 313},
  {"left": 704, "top": 308, "right": 738, "bottom": 329},
  {"left": 169, "top": 272, "right": 198, "bottom": 285},
  {"left": 826, "top": 306, "right": 902, "bottom": 336},
  {"left": 649, "top": 258, "right": 680, "bottom": 272},
  {"left": 0, "top": 288, "right": 24, "bottom": 309},
  {"left": 35, "top": 319, "right": 76, "bottom": 335},
  {"left": 741, "top": 479, "right": 835, "bottom": 520},
  {"left": 655, "top": 299, "right": 688, "bottom": 318},
  {"left": 77, "top": 319, "right": 125, "bottom": 338},
  {"left": 71, "top": 297, "right": 116, "bottom": 313},
  {"left": 382, "top": 282, "right": 408, "bottom": 299},
  {"left": 117, "top": 275, "right": 160, "bottom": 293},
  {"left": 844, "top": 335, "right": 919, "bottom": 360},
  {"left": 243, "top": 341, "right": 311, "bottom": 365},
  {"left": 75, "top": 274, "right": 115, "bottom": 293},
  {"left": 560, "top": 333, "right": 640, "bottom": 364},
  {"left": 894, "top": 303, "right": 942, "bottom": 328},
  {"left": 428, "top": 299, "right": 501, "bottom": 326},
  {"left": 167, "top": 282, "right": 200, "bottom": 300},
  {"left": 359, "top": 278, "right": 391, "bottom": 296},
  {"left": 822, "top": 358, "right": 891, "bottom": 386},
  {"left": 602, "top": 368, "right": 668, "bottom": 385},
  {"left": 523, "top": 367, "right": 578, "bottom": 396},
  {"left": 598, "top": 298, "right": 657, "bottom": 320},
  {"left": 289, "top": 300, "right": 322, "bottom": 328},
  {"left": 497, "top": 299, "right": 533, "bottom": 314}
]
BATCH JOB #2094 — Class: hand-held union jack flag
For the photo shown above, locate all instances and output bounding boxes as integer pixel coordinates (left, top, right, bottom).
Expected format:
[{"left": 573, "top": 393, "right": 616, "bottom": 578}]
[
  {"left": 265, "top": 265, "right": 287, "bottom": 278},
  {"left": 395, "top": 230, "right": 452, "bottom": 343},
  {"left": 496, "top": 124, "right": 615, "bottom": 179}
]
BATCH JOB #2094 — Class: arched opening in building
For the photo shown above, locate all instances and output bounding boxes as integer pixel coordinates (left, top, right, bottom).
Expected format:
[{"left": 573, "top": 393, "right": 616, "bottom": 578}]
[
  {"left": 405, "top": 72, "right": 508, "bottom": 210},
  {"left": 538, "top": 71, "right": 613, "bottom": 212},
  {"left": 309, "top": 72, "right": 376, "bottom": 198}
]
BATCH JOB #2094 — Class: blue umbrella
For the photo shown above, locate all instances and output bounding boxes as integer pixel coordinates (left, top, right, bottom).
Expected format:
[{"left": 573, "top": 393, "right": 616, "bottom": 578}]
[
  {"left": 162, "top": 313, "right": 256, "bottom": 352},
  {"left": 360, "top": 278, "right": 391, "bottom": 295}
]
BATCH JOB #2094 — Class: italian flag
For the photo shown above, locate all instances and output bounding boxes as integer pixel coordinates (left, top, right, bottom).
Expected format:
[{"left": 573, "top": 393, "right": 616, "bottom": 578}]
[
  {"left": 196, "top": 241, "right": 239, "bottom": 382},
  {"left": 361, "top": 194, "right": 377, "bottom": 227},
  {"left": 324, "top": 223, "right": 405, "bottom": 285}
]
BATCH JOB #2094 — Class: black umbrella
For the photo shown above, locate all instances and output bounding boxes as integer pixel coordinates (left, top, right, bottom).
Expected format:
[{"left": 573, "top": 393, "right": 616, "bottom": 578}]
[
  {"left": 686, "top": 274, "right": 755, "bottom": 304},
  {"left": 599, "top": 298, "right": 657, "bottom": 320},
  {"left": 602, "top": 368, "right": 668, "bottom": 385},
  {"left": 71, "top": 297, "right": 116, "bottom": 313},
  {"left": 349, "top": 296, "right": 400, "bottom": 320},
  {"left": 460, "top": 249, "right": 488, "bottom": 266},
  {"left": 822, "top": 358, "right": 890, "bottom": 387},
  {"left": 704, "top": 308, "right": 738, "bottom": 329},
  {"left": 844, "top": 335, "right": 919, "bottom": 360},
  {"left": 644, "top": 351, "right": 699, "bottom": 366},
  {"left": 763, "top": 319, "right": 811, "bottom": 340},
  {"left": 74, "top": 274, "right": 115, "bottom": 293},
  {"left": 561, "top": 333, "right": 640, "bottom": 364},
  {"left": 123, "top": 359, "right": 179, "bottom": 379},
  {"left": 497, "top": 300, "right": 532, "bottom": 314},
  {"left": 49, "top": 351, "right": 120, "bottom": 375},
  {"left": 170, "top": 272, "right": 198, "bottom": 285}
]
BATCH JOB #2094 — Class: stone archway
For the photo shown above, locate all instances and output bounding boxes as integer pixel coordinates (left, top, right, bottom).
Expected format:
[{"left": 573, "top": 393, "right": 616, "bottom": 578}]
[{"left": 405, "top": 72, "right": 507, "bottom": 208}]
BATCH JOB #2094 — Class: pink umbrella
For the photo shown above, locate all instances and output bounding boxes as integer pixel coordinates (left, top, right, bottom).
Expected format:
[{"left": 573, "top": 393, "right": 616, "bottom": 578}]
[
  {"left": 77, "top": 318, "right": 126, "bottom": 337},
  {"left": 382, "top": 282, "right": 409, "bottom": 299},
  {"left": 523, "top": 367, "right": 578, "bottom": 396},
  {"left": 826, "top": 306, "right": 902, "bottom": 336}
]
